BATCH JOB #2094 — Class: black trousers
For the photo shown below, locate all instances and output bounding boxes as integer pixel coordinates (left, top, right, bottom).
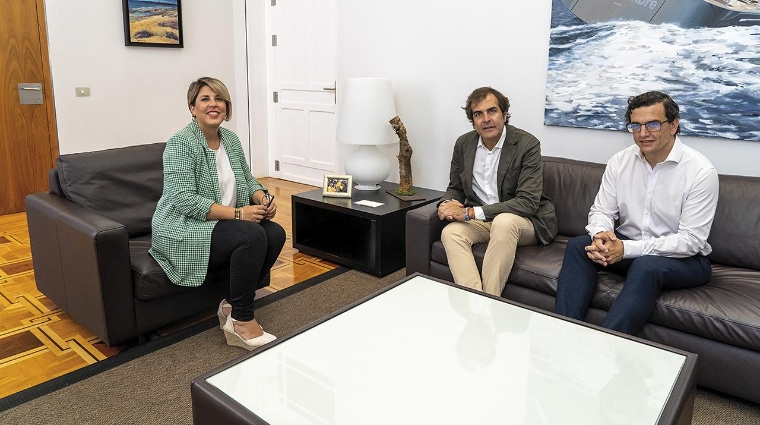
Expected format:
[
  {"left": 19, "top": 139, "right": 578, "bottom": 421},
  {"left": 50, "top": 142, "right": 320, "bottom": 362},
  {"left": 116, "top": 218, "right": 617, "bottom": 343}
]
[
  {"left": 206, "top": 219, "right": 286, "bottom": 321},
  {"left": 555, "top": 233, "right": 711, "bottom": 335}
]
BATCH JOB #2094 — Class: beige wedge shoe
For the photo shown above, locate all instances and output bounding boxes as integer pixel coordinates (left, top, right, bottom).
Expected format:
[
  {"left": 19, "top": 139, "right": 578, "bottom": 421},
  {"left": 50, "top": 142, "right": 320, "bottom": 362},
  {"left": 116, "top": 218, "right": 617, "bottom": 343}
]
[
  {"left": 217, "top": 299, "right": 232, "bottom": 329},
  {"left": 222, "top": 315, "right": 276, "bottom": 350}
]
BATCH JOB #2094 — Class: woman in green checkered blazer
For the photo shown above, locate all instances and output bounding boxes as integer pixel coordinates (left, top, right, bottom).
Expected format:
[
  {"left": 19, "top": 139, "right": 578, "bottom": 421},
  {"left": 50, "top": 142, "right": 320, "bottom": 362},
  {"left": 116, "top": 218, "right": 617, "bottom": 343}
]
[{"left": 150, "top": 77, "right": 285, "bottom": 350}]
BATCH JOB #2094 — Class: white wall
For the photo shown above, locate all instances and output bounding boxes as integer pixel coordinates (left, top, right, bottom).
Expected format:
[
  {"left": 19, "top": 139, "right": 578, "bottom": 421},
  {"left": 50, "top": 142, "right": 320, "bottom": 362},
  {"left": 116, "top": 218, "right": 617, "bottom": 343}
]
[
  {"left": 45, "top": 0, "right": 760, "bottom": 185},
  {"left": 45, "top": 0, "right": 246, "bottom": 157},
  {"left": 336, "top": 0, "right": 760, "bottom": 191}
]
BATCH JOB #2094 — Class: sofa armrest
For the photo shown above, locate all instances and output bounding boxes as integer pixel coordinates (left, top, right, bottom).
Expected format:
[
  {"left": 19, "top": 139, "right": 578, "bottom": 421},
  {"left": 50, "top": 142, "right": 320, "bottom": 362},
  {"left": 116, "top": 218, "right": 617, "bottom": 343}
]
[
  {"left": 406, "top": 203, "right": 447, "bottom": 276},
  {"left": 25, "top": 192, "right": 137, "bottom": 345}
]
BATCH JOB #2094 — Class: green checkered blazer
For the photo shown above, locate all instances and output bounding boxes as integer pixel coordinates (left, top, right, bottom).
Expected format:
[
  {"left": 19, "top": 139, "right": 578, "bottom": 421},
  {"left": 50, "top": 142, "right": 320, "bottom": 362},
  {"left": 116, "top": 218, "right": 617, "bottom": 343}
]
[{"left": 149, "top": 119, "right": 265, "bottom": 287}]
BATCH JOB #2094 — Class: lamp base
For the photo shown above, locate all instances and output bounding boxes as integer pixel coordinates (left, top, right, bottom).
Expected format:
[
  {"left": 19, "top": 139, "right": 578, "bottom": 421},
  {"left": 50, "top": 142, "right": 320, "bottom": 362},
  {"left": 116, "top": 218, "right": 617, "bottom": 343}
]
[
  {"left": 355, "top": 183, "right": 382, "bottom": 191},
  {"left": 344, "top": 145, "right": 390, "bottom": 191}
]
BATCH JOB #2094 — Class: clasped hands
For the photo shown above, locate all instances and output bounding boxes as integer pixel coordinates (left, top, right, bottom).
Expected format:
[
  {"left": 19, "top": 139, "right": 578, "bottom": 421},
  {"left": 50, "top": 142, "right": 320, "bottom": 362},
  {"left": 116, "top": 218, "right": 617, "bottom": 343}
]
[
  {"left": 239, "top": 197, "right": 277, "bottom": 223},
  {"left": 586, "top": 230, "right": 624, "bottom": 267},
  {"left": 438, "top": 199, "right": 466, "bottom": 222}
]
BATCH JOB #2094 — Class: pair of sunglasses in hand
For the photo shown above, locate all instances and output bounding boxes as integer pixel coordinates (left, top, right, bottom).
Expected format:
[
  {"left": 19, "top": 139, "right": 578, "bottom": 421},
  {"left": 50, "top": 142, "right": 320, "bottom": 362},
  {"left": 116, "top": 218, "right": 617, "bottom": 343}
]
[{"left": 262, "top": 192, "right": 275, "bottom": 207}]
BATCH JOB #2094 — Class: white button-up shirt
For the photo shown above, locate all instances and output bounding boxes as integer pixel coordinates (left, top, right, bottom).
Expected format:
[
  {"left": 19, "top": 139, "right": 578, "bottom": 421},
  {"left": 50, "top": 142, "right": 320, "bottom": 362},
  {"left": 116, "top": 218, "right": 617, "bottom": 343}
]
[
  {"left": 586, "top": 137, "right": 719, "bottom": 258},
  {"left": 471, "top": 127, "right": 506, "bottom": 220}
]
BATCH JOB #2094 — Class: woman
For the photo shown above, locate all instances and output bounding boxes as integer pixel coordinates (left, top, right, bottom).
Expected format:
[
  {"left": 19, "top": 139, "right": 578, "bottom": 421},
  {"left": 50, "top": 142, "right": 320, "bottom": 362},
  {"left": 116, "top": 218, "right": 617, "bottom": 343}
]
[{"left": 150, "top": 77, "right": 285, "bottom": 350}]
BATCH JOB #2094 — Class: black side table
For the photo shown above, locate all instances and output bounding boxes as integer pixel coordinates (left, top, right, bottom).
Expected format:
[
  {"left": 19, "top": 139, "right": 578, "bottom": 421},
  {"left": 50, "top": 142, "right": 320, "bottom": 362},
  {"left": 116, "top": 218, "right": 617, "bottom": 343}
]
[{"left": 292, "top": 181, "right": 444, "bottom": 276}]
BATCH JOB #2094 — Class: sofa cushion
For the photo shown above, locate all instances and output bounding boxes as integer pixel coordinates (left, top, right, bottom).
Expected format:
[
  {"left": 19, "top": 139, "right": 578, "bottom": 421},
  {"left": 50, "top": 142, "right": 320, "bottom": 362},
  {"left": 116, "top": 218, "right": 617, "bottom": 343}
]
[
  {"left": 431, "top": 240, "right": 478, "bottom": 269},
  {"left": 130, "top": 236, "right": 187, "bottom": 300},
  {"left": 542, "top": 157, "right": 760, "bottom": 271},
  {"left": 651, "top": 265, "right": 760, "bottom": 352},
  {"left": 432, "top": 236, "right": 569, "bottom": 298},
  {"left": 130, "top": 236, "right": 230, "bottom": 300},
  {"left": 56, "top": 143, "right": 165, "bottom": 238},
  {"left": 542, "top": 157, "right": 604, "bottom": 237},
  {"left": 583, "top": 265, "right": 760, "bottom": 353},
  {"left": 708, "top": 174, "right": 760, "bottom": 271},
  {"left": 508, "top": 238, "right": 568, "bottom": 296},
  {"left": 48, "top": 168, "right": 62, "bottom": 196}
]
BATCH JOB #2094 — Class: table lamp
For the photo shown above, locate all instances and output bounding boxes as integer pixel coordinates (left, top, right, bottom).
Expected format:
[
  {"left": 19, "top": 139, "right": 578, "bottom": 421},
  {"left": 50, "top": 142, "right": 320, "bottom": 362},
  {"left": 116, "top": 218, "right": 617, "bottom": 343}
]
[{"left": 336, "top": 78, "right": 398, "bottom": 191}]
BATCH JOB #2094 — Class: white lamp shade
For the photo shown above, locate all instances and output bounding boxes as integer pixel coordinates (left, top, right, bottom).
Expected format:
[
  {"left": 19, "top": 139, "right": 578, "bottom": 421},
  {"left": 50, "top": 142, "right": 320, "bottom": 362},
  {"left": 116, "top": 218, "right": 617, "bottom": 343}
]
[{"left": 336, "top": 78, "right": 398, "bottom": 146}]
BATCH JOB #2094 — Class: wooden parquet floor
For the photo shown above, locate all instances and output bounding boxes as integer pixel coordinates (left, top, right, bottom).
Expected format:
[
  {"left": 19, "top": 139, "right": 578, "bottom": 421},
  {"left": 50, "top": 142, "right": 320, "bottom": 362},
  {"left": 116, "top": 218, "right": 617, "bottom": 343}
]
[{"left": 0, "top": 178, "right": 336, "bottom": 399}]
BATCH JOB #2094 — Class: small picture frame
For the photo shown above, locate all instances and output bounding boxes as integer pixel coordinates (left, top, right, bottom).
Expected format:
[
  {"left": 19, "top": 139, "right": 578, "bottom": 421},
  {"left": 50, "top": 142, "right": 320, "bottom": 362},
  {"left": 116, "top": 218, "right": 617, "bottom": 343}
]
[
  {"left": 122, "top": 0, "right": 184, "bottom": 48},
  {"left": 322, "top": 175, "right": 353, "bottom": 198}
]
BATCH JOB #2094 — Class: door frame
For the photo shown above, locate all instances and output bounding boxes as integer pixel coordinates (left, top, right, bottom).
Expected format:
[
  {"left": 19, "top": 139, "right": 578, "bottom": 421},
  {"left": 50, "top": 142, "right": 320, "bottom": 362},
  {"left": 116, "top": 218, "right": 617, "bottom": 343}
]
[
  {"left": 264, "top": 1, "right": 278, "bottom": 179},
  {"left": 35, "top": 0, "right": 59, "bottom": 167}
]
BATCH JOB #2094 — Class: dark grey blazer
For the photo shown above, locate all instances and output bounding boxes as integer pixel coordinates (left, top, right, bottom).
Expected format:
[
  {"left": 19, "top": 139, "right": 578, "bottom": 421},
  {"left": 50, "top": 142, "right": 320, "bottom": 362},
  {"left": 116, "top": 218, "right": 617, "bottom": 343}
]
[{"left": 442, "top": 125, "right": 557, "bottom": 245}]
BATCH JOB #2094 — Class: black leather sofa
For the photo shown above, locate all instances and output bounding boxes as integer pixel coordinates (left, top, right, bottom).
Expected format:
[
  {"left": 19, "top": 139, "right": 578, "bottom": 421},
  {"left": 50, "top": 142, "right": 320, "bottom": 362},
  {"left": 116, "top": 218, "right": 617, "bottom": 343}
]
[
  {"left": 25, "top": 143, "right": 233, "bottom": 346},
  {"left": 406, "top": 156, "right": 760, "bottom": 404}
]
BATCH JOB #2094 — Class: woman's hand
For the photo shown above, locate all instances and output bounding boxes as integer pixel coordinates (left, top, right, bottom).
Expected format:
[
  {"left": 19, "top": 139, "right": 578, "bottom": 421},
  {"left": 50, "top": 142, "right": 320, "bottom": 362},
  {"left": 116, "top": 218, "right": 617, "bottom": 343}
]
[
  {"left": 262, "top": 198, "right": 277, "bottom": 220},
  {"left": 206, "top": 202, "right": 276, "bottom": 222},
  {"left": 240, "top": 204, "right": 269, "bottom": 223},
  {"left": 251, "top": 189, "right": 277, "bottom": 221}
]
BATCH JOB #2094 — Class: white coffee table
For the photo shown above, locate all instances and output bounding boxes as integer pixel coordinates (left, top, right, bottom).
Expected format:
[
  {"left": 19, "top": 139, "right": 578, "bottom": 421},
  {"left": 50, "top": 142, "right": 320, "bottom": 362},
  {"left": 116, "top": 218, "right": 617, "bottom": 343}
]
[{"left": 192, "top": 274, "right": 696, "bottom": 424}]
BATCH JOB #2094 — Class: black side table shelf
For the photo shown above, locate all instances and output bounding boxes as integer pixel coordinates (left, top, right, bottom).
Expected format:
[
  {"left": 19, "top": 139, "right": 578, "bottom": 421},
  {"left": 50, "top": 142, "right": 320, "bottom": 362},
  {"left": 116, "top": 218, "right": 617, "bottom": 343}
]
[{"left": 292, "top": 181, "right": 443, "bottom": 276}]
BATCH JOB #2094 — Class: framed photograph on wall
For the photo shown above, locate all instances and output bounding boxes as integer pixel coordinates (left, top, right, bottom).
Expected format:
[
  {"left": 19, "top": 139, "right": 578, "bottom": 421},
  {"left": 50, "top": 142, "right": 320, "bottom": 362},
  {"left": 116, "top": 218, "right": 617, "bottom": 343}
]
[
  {"left": 322, "top": 175, "right": 353, "bottom": 198},
  {"left": 122, "top": 0, "right": 183, "bottom": 48}
]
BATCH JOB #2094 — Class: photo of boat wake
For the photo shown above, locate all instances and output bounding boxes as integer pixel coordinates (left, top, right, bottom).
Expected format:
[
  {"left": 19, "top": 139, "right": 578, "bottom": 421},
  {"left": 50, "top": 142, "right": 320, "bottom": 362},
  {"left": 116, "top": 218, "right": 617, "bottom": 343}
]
[{"left": 544, "top": 0, "right": 760, "bottom": 141}]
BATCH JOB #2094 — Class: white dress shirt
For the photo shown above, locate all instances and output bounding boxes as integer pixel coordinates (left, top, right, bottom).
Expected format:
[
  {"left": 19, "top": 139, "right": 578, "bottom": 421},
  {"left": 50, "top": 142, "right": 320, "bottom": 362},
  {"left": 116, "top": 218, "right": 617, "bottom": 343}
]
[
  {"left": 471, "top": 127, "right": 506, "bottom": 220},
  {"left": 586, "top": 137, "right": 719, "bottom": 258}
]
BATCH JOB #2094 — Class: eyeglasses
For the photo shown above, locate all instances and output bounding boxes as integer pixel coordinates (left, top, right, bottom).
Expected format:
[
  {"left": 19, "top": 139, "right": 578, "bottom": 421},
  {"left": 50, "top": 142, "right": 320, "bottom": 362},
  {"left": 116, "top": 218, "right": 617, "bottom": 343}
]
[
  {"left": 626, "top": 120, "right": 669, "bottom": 133},
  {"left": 262, "top": 191, "right": 275, "bottom": 207}
]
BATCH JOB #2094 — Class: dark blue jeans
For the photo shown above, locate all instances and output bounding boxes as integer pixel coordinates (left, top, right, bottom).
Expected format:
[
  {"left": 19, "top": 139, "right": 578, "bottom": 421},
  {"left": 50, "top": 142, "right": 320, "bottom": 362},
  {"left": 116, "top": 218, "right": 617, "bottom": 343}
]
[
  {"left": 207, "top": 219, "right": 286, "bottom": 321},
  {"left": 555, "top": 234, "right": 711, "bottom": 335}
]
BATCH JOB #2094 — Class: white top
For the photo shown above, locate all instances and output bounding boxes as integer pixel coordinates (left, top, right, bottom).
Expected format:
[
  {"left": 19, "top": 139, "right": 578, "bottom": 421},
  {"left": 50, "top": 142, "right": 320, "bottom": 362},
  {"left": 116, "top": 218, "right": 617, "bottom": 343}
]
[
  {"left": 215, "top": 142, "right": 237, "bottom": 207},
  {"left": 206, "top": 276, "right": 688, "bottom": 425},
  {"left": 587, "top": 137, "right": 719, "bottom": 258},
  {"left": 471, "top": 127, "right": 506, "bottom": 220}
]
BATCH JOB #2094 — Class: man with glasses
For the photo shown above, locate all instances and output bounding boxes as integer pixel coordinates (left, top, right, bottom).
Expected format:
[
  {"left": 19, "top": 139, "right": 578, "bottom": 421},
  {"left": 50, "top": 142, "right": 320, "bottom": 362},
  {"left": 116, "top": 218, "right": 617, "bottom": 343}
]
[{"left": 554, "top": 91, "right": 719, "bottom": 335}]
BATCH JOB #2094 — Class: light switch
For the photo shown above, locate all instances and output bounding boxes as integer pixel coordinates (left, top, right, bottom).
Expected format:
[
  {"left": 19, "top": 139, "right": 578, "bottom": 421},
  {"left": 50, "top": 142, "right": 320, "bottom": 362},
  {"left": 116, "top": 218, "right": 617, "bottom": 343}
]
[{"left": 75, "top": 87, "right": 90, "bottom": 97}]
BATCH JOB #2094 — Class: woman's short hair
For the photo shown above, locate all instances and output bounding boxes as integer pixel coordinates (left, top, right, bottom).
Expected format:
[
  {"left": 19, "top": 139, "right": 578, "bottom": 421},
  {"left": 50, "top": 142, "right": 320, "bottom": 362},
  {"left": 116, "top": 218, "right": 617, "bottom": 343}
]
[
  {"left": 187, "top": 77, "right": 233, "bottom": 121},
  {"left": 463, "top": 86, "right": 511, "bottom": 125}
]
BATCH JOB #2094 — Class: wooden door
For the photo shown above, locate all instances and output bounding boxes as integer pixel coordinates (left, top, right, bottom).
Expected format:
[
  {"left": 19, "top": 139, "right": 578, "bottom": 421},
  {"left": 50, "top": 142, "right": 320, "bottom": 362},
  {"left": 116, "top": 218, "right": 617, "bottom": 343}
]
[
  {"left": 269, "top": 0, "right": 338, "bottom": 186},
  {"left": 0, "top": 0, "right": 58, "bottom": 214}
]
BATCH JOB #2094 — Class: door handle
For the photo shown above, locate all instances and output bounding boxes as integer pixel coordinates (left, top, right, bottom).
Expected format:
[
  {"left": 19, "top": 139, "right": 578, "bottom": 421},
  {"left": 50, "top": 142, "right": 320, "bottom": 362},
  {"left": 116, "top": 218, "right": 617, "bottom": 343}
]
[
  {"left": 18, "top": 83, "right": 43, "bottom": 104},
  {"left": 324, "top": 83, "right": 336, "bottom": 103}
]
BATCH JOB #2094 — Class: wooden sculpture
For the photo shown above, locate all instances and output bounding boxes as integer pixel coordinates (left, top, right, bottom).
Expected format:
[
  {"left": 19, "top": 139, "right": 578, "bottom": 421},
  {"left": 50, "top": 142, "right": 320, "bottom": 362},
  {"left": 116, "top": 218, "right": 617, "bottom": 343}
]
[{"left": 390, "top": 116, "right": 415, "bottom": 196}]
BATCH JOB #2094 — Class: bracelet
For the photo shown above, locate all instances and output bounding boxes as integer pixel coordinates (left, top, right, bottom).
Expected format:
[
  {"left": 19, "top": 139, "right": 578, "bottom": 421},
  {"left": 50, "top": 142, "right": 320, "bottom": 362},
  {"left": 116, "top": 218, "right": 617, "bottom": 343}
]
[
  {"left": 463, "top": 208, "right": 471, "bottom": 221},
  {"left": 234, "top": 208, "right": 241, "bottom": 220}
]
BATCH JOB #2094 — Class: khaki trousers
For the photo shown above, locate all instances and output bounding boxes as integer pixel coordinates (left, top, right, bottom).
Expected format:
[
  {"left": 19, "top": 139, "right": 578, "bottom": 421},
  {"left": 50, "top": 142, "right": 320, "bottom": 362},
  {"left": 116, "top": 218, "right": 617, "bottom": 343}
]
[{"left": 441, "top": 213, "right": 536, "bottom": 296}]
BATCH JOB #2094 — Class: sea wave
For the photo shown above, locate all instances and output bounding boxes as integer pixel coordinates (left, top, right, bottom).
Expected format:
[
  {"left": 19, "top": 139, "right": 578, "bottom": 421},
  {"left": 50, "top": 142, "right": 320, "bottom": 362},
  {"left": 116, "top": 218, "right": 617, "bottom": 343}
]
[{"left": 545, "top": 19, "right": 760, "bottom": 141}]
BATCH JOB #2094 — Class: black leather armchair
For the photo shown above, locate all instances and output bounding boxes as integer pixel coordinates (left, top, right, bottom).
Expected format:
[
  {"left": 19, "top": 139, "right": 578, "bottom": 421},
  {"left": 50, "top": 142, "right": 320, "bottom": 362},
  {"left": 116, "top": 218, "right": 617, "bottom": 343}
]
[{"left": 25, "top": 143, "right": 231, "bottom": 346}]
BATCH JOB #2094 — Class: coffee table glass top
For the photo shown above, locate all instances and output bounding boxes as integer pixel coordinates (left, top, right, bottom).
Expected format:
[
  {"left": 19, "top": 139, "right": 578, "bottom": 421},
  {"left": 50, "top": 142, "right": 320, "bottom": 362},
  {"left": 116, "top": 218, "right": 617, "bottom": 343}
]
[{"left": 207, "top": 276, "right": 686, "bottom": 424}]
